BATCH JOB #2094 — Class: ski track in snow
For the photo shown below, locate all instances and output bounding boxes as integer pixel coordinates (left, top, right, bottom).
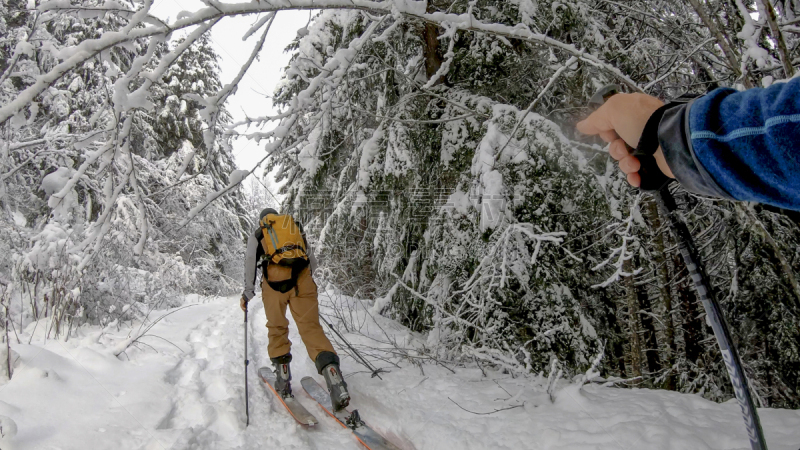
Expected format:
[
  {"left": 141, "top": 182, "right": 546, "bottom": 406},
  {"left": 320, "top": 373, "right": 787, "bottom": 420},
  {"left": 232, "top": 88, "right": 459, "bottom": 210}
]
[
  {"left": 1, "top": 293, "right": 799, "bottom": 450},
  {"left": 150, "top": 297, "right": 355, "bottom": 450}
]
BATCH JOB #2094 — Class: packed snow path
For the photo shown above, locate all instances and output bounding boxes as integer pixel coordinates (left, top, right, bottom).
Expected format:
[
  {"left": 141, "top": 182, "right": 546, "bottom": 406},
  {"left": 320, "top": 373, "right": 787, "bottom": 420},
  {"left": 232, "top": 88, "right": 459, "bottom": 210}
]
[
  {"left": 1, "top": 296, "right": 367, "bottom": 450},
  {"left": 2, "top": 293, "right": 799, "bottom": 449}
]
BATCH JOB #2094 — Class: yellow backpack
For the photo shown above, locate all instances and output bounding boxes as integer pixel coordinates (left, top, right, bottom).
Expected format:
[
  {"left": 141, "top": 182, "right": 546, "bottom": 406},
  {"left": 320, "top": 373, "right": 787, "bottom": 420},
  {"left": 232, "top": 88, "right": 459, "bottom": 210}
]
[
  {"left": 260, "top": 213, "right": 308, "bottom": 264},
  {"left": 259, "top": 214, "right": 309, "bottom": 293}
]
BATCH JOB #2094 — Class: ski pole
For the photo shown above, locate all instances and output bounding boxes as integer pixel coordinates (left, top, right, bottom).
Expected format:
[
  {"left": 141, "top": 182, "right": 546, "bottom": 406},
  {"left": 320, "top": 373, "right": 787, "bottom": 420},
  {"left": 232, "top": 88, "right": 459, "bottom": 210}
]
[
  {"left": 244, "top": 305, "right": 250, "bottom": 427},
  {"left": 319, "top": 315, "right": 385, "bottom": 379},
  {"left": 590, "top": 86, "right": 767, "bottom": 450}
]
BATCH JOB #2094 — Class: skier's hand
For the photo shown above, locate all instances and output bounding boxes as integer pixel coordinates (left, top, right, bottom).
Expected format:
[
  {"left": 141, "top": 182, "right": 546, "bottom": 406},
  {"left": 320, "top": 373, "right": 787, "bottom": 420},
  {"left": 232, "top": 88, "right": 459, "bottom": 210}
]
[
  {"left": 240, "top": 296, "right": 249, "bottom": 312},
  {"left": 577, "top": 93, "right": 675, "bottom": 187}
]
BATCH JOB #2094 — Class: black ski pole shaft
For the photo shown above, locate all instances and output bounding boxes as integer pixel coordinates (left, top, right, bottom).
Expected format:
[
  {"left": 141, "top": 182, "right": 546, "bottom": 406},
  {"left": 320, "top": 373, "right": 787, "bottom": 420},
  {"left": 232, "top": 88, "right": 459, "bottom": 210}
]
[
  {"left": 655, "top": 188, "right": 766, "bottom": 449},
  {"left": 244, "top": 307, "right": 250, "bottom": 426},
  {"left": 589, "top": 86, "right": 767, "bottom": 450}
]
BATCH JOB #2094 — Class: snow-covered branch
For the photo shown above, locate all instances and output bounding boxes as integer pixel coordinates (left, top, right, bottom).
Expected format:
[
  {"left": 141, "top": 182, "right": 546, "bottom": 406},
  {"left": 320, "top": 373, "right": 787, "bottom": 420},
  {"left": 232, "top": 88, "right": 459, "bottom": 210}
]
[
  {"left": 591, "top": 196, "right": 642, "bottom": 289},
  {"left": 2, "top": 0, "right": 646, "bottom": 126}
]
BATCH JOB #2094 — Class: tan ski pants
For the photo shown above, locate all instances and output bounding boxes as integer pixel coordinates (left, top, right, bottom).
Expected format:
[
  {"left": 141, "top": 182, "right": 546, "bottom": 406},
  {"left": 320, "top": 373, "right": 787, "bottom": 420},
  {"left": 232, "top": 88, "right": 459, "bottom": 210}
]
[{"left": 261, "top": 265, "right": 335, "bottom": 361}]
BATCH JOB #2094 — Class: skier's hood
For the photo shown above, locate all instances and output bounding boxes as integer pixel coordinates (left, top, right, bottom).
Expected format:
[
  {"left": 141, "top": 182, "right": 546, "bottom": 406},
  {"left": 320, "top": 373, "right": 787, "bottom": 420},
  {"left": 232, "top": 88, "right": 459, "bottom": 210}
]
[{"left": 259, "top": 208, "right": 279, "bottom": 220}]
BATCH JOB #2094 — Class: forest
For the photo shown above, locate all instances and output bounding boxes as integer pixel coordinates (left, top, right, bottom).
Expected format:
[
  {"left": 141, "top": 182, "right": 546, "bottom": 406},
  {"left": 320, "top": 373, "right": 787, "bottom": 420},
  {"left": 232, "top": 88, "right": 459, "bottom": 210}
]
[{"left": 1, "top": 0, "right": 799, "bottom": 413}]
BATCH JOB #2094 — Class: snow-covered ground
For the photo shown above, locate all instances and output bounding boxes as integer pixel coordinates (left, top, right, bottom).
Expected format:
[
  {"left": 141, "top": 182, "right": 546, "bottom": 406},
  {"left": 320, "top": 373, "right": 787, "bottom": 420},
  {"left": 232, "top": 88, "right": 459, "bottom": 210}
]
[{"left": 2, "top": 291, "right": 799, "bottom": 450}]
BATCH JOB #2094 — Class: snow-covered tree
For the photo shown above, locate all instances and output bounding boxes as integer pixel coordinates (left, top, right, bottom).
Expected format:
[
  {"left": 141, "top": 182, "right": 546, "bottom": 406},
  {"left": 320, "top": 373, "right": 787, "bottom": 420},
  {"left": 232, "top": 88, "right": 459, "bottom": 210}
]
[{"left": 0, "top": 0, "right": 247, "bottom": 335}]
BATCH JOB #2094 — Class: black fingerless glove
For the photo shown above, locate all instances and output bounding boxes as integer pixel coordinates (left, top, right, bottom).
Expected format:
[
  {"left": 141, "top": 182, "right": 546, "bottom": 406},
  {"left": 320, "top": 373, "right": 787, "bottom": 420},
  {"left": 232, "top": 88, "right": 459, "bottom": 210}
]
[{"left": 633, "top": 103, "right": 677, "bottom": 191}]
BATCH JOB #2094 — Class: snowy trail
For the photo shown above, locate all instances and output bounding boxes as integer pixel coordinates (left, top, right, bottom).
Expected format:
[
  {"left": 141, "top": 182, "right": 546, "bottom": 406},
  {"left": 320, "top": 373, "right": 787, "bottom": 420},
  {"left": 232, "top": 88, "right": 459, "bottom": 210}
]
[
  {"left": 0, "top": 296, "right": 362, "bottom": 450},
  {"left": 1, "top": 293, "right": 799, "bottom": 450},
  {"left": 149, "top": 295, "right": 358, "bottom": 450}
]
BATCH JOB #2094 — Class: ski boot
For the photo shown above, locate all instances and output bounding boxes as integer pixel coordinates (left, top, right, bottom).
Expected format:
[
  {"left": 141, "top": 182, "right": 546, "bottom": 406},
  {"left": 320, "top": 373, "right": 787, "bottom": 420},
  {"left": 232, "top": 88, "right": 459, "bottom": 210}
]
[
  {"left": 316, "top": 351, "right": 350, "bottom": 411},
  {"left": 271, "top": 353, "right": 292, "bottom": 398}
]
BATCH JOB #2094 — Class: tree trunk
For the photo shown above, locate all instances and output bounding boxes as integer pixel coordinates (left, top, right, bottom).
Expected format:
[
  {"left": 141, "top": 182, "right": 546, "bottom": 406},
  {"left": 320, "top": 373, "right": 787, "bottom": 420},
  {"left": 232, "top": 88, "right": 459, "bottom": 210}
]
[
  {"left": 636, "top": 283, "right": 662, "bottom": 376},
  {"left": 675, "top": 254, "right": 705, "bottom": 365},
  {"left": 422, "top": 3, "right": 443, "bottom": 83},
  {"left": 606, "top": 295, "right": 629, "bottom": 378},
  {"left": 644, "top": 198, "right": 676, "bottom": 389},
  {"left": 612, "top": 337, "right": 628, "bottom": 378},
  {"left": 623, "top": 258, "right": 643, "bottom": 379}
]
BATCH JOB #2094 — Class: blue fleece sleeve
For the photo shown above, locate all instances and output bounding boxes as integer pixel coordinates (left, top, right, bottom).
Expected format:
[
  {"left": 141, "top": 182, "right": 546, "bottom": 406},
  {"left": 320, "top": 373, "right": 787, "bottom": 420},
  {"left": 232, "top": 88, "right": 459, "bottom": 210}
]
[{"left": 688, "top": 77, "right": 800, "bottom": 210}]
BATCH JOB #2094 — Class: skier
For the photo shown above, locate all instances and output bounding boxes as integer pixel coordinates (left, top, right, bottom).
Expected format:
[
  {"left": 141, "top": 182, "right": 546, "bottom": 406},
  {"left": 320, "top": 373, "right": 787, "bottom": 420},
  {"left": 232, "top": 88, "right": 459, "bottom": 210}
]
[
  {"left": 577, "top": 77, "right": 800, "bottom": 211},
  {"left": 241, "top": 208, "right": 351, "bottom": 411}
]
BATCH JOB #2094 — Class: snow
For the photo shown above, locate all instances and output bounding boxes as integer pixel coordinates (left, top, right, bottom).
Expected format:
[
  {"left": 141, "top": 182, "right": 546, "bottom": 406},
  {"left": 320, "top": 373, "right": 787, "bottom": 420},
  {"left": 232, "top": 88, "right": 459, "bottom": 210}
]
[
  {"left": 40, "top": 167, "right": 73, "bottom": 196},
  {"left": 0, "top": 415, "right": 17, "bottom": 449},
  {"left": 444, "top": 189, "right": 473, "bottom": 215},
  {"left": 371, "top": 282, "right": 398, "bottom": 315},
  {"left": 1, "top": 293, "right": 799, "bottom": 450},
  {"left": 228, "top": 169, "right": 249, "bottom": 186},
  {"left": 358, "top": 127, "right": 385, "bottom": 189},
  {"left": 40, "top": 167, "right": 79, "bottom": 218},
  {"left": 175, "top": 143, "right": 195, "bottom": 180},
  {"left": 480, "top": 169, "right": 504, "bottom": 231},
  {"left": 242, "top": 13, "right": 275, "bottom": 41},
  {"left": 11, "top": 210, "right": 27, "bottom": 227},
  {"left": 13, "top": 41, "right": 34, "bottom": 58},
  {"left": 298, "top": 127, "right": 324, "bottom": 175},
  {"left": 735, "top": 0, "right": 773, "bottom": 69}
]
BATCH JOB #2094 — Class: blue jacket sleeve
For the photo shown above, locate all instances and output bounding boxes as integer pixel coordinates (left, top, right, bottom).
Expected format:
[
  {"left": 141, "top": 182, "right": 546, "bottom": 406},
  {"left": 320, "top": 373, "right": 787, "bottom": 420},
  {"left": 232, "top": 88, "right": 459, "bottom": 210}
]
[{"left": 657, "top": 77, "right": 800, "bottom": 211}]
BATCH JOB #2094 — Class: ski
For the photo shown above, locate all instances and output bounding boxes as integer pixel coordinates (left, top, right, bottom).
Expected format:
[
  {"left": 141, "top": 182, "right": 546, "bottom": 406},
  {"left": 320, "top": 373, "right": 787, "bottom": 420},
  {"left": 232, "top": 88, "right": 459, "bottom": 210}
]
[
  {"left": 301, "top": 376, "right": 402, "bottom": 450},
  {"left": 258, "top": 367, "right": 318, "bottom": 426}
]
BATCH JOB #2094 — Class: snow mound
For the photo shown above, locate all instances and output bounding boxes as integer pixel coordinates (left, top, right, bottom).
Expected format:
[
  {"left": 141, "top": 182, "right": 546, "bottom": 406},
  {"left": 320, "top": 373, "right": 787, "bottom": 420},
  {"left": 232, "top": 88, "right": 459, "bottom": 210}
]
[
  {"left": 0, "top": 415, "right": 17, "bottom": 440},
  {"left": 40, "top": 167, "right": 73, "bottom": 196}
]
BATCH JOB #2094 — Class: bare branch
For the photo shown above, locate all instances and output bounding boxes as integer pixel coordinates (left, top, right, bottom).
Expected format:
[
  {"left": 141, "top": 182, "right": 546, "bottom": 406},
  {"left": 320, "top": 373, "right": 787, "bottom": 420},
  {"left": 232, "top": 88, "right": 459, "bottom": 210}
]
[{"left": 447, "top": 397, "right": 524, "bottom": 415}]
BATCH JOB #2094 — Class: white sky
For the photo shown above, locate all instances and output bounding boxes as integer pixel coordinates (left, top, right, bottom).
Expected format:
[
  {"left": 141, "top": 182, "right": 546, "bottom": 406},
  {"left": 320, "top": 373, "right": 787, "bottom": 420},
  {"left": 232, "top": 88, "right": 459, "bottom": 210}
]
[{"left": 150, "top": 0, "right": 309, "bottom": 192}]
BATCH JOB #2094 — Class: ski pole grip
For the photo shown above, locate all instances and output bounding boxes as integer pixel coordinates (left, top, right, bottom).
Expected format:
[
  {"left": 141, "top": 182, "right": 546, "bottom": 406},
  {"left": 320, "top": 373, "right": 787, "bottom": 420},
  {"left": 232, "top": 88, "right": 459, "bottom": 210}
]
[
  {"left": 588, "top": 84, "right": 622, "bottom": 108},
  {"left": 589, "top": 85, "right": 671, "bottom": 192}
]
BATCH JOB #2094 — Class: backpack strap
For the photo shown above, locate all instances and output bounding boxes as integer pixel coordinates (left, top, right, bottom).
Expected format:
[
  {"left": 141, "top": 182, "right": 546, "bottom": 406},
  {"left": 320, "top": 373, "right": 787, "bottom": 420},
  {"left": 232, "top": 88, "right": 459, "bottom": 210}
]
[
  {"left": 268, "top": 244, "right": 308, "bottom": 262},
  {"left": 262, "top": 221, "right": 280, "bottom": 252}
]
